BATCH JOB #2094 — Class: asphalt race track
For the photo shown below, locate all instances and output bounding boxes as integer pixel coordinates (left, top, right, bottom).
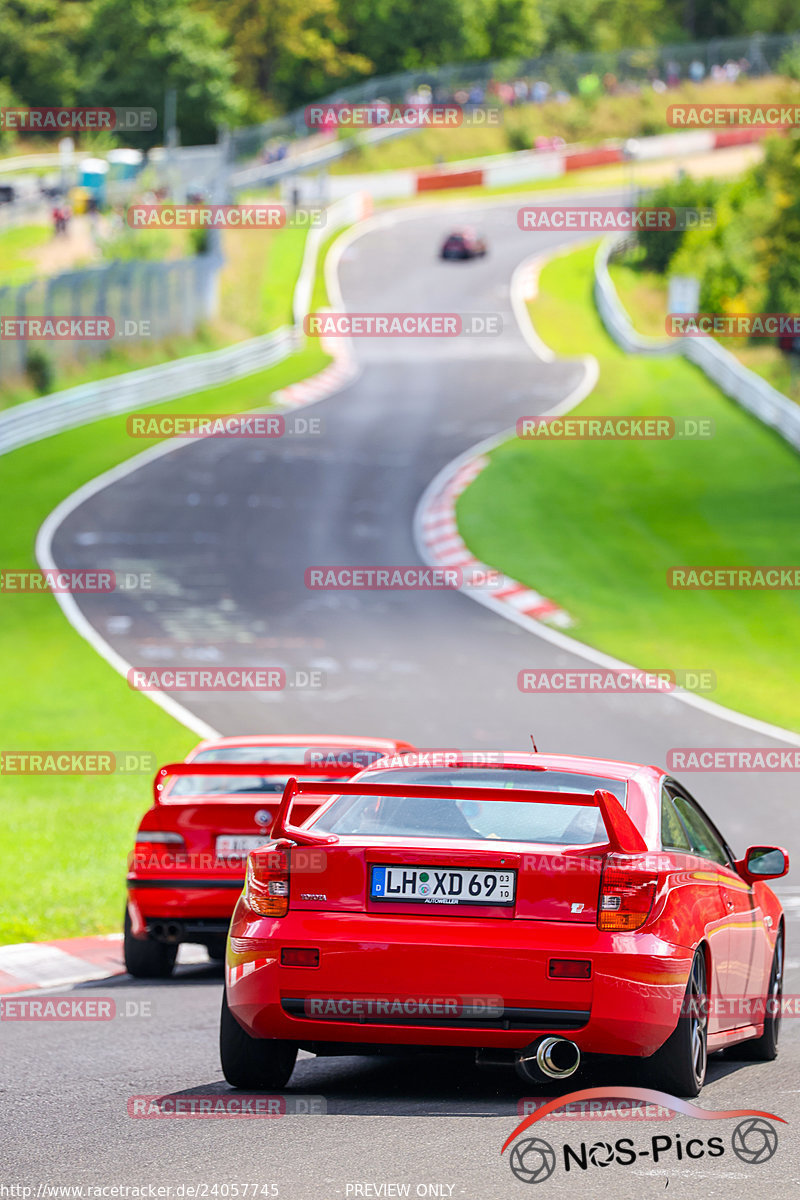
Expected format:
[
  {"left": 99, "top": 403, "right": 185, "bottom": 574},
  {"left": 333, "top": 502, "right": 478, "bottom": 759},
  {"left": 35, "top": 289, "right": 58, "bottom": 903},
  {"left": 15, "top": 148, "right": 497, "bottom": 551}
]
[{"left": 6, "top": 194, "right": 800, "bottom": 1198}]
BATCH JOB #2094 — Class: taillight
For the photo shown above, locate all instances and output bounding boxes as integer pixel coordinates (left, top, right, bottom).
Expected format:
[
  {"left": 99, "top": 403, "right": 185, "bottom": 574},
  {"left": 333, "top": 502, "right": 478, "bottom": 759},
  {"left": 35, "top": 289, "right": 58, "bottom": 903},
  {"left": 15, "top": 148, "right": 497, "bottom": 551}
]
[
  {"left": 135, "top": 831, "right": 184, "bottom": 846},
  {"left": 598, "top": 856, "right": 658, "bottom": 932},
  {"left": 129, "top": 828, "right": 185, "bottom": 871},
  {"left": 245, "top": 846, "right": 289, "bottom": 917}
]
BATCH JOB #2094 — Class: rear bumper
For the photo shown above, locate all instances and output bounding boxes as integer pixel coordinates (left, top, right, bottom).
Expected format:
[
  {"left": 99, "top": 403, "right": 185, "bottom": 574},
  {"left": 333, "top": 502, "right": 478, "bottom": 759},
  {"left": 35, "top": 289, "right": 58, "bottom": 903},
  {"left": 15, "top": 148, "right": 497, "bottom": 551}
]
[
  {"left": 226, "top": 908, "right": 693, "bottom": 1057},
  {"left": 127, "top": 877, "right": 244, "bottom": 935}
]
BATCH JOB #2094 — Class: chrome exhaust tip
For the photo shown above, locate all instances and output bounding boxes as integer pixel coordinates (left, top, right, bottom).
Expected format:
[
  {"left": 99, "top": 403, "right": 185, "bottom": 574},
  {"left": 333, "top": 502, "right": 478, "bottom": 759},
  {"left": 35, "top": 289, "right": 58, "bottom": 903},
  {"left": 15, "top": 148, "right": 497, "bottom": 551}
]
[{"left": 515, "top": 1036, "right": 581, "bottom": 1082}]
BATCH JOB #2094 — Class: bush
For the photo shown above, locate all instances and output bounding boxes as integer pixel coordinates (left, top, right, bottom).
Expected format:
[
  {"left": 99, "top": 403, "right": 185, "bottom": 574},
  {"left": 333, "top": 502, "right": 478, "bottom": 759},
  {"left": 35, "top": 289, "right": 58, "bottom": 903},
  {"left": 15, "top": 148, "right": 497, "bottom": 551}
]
[
  {"left": 26, "top": 349, "right": 54, "bottom": 395},
  {"left": 636, "top": 175, "right": 723, "bottom": 275},
  {"left": 506, "top": 125, "right": 530, "bottom": 153}
]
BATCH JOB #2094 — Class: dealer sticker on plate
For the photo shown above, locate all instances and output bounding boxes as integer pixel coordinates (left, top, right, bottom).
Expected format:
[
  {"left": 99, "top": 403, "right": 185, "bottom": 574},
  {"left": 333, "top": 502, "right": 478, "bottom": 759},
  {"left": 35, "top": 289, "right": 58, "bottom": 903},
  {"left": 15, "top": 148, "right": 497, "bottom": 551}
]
[{"left": 370, "top": 865, "right": 516, "bottom": 906}]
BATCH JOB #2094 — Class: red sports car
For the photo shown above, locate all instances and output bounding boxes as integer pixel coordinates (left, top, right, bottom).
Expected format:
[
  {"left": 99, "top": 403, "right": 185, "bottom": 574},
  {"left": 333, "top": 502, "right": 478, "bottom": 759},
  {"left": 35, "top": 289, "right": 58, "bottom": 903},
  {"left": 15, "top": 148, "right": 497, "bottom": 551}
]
[
  {"left": 440, "top": 227, "right": 487, "bottom": 259},
  {"left": 220, "top": 752, "right": 787, "bottom": 1096},
  {"left": 124, "top": 734, "right": 413, "bottom": 978}
]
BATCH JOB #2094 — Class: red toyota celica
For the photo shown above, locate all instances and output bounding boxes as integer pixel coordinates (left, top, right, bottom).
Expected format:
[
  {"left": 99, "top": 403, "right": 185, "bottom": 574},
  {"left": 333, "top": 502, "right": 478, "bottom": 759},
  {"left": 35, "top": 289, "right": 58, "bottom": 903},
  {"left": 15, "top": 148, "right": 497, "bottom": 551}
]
[{"left": 220, "top": 751, "right": 787, "bottom": 1096}]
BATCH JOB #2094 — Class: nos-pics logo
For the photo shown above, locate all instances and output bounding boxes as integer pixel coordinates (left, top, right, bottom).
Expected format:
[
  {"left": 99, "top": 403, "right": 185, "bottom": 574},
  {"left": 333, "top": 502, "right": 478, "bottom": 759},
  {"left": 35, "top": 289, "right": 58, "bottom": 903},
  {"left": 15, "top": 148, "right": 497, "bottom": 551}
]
[{"left": 502, "top": 1088, "right": 783, "bottom": 1183}]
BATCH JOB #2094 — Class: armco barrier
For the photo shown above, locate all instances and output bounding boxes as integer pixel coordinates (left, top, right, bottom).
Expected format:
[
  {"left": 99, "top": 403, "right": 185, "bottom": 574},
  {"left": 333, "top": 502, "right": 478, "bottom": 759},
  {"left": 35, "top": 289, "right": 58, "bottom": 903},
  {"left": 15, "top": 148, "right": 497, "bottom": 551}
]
[
  {"left": 0, "top": 192, "right": 368, "bottom": 457},
  {"left": 326, "top": 125, "right": 772, "bottom": 201},
  {"left": 594, "top": 233, "right": 800, "bottom": 453}
]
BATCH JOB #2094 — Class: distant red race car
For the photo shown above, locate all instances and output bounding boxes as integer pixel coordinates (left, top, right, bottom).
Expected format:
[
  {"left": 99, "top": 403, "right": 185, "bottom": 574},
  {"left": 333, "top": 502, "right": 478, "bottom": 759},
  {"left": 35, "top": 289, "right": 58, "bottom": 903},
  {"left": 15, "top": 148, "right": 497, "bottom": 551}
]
[
  {"left": 124, "top": 734, "right": 413, "bottom": 978},
  {"left": 221, "top": 752, "right": 787, "bottom": 1097},
  {"left": 440, "top": 227, "right": 487, "bottom": 259}
]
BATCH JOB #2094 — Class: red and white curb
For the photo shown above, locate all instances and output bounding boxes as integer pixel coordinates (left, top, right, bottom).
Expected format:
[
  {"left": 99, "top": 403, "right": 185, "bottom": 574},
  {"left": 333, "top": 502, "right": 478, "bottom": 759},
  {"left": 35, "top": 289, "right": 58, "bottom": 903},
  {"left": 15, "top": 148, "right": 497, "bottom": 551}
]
[
  {"left": 0, "top": 934, "right": 213, "bottom": 995},
  {"left": 418, "top": 453, "right": 572, "bottom": 628},
  {"left": 0, "top": 934, "right": 125, "bottom": 995},
  {"left": 274, "top": 329, "right": 358, "bottom": 408}
]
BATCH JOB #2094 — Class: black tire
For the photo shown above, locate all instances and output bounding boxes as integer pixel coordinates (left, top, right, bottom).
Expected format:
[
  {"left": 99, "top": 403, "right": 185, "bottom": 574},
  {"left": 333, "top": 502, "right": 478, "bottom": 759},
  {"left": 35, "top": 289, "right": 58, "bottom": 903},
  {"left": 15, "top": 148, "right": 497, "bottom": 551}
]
[
  {"left": 123, "top": 908, "right": 178, "bottom": 979},
  {"left": 205, "top": 935, "right": 227, "bottom": 962},
  {"left": 726, "top": 929, "right": 783, "bottom": 1061},
  {"left": 644, "top": 949, "right": 708, "bottom": 1097},
  {"left": 220, "top": 988, "right": 298, "bottom": 1090}
]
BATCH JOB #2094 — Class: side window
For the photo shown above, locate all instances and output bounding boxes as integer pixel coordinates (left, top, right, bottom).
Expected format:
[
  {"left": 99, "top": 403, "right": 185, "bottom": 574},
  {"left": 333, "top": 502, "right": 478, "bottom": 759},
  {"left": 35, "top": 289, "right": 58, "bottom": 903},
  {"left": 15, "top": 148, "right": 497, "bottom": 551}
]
[
  {"left": 671, "top": 792, "right": 729, "bottom": 866},
  {"left": 661, "top": 789, "right": 691, "bottom": 850}
]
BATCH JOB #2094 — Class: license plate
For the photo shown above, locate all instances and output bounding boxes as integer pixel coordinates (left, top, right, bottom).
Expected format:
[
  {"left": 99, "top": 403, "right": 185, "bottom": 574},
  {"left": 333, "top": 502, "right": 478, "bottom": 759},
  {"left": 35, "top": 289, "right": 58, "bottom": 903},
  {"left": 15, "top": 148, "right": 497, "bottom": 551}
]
[
  {"left": 215, "top": 835, "right": 270, "bottom": 858},
  {"left": 370, "top": 865, "right": 516, "bottom": 906}
]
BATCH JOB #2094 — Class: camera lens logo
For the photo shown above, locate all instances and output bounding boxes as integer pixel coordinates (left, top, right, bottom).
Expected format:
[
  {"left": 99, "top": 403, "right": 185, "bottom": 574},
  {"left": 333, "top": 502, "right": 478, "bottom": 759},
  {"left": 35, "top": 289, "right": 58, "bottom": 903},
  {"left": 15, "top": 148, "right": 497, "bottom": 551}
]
[
  {"left": 588, "top": 1141, "right": 615, "bottom": 1166},
  {"left": 731, "top": 1117, "right": 778, "bottom": 1164},
  {"left": 509, "top": 1137, "right": 556, "bottom": 1184}
]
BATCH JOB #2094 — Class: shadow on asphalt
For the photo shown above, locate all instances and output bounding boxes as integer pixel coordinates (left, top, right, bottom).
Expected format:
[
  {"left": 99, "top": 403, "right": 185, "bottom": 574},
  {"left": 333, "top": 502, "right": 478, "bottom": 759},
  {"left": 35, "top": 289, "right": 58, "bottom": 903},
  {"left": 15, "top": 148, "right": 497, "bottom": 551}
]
[{"left": 76, "top": 966, "right": 760, "bottom": 1115}]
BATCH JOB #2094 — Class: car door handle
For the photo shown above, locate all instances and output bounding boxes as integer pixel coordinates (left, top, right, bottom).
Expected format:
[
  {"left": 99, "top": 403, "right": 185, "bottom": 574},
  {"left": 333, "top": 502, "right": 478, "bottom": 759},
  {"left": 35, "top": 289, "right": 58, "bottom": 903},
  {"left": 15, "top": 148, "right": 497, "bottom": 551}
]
[{"left": 726, "top": 900, "right": 734, "bottom": 909}]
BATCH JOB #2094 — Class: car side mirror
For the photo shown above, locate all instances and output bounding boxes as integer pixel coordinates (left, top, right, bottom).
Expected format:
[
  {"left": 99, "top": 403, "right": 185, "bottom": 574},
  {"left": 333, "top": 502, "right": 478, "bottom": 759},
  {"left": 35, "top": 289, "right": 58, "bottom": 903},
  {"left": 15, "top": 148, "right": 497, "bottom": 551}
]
[{"left": 735, "top": 845, "right": 789, "bottom": 883}]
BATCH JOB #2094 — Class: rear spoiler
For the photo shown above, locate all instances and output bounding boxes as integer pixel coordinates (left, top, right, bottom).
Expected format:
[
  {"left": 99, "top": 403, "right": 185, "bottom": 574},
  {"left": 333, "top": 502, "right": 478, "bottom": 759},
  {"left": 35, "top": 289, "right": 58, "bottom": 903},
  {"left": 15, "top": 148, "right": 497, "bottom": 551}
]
[
  {"left": 271, "top": 779, "right": 648, "bottom": 853},
  {"left": 152, "top": 761, "right": 361, "bottom": 806}
]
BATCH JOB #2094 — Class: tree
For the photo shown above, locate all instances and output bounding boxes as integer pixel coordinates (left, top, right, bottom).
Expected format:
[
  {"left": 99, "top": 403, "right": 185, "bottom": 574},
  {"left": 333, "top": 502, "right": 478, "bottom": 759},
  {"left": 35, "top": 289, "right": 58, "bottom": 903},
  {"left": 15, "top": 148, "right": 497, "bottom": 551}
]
[
  {"left": 0, "top": 0, "right": 88, "bottom": 108},
  {"left": 78, "top": 0, "right": 243, "bottom": 145},
  {"left": 220, "top": 0, "right": 372, "bottom": 112}
]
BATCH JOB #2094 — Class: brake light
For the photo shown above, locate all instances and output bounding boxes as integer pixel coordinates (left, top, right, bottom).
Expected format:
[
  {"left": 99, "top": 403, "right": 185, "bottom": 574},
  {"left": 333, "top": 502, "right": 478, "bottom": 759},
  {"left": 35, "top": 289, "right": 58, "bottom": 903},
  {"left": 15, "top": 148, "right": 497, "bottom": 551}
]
[
  {"left": 245, "top": 846, "right": 289, "bottom": 917},
  {"left": 598, "top": 857, "right": 658, "bottom": 931}
]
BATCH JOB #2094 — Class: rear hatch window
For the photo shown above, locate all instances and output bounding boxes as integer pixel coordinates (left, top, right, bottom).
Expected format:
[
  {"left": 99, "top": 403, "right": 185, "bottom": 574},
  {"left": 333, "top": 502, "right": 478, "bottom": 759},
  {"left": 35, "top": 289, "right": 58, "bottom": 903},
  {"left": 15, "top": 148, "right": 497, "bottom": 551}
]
[{"left": 312, "top": 768, "right": 626, "bottom": 845}]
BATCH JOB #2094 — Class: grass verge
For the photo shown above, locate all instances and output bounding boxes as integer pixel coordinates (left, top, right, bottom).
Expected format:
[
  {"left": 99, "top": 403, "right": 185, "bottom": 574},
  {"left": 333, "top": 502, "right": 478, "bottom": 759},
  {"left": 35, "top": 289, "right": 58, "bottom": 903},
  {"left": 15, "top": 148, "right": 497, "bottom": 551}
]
[
  {"left": 0, "top": 342, "right": 330, "bottom": 944},
  {"left": 0, "top": 223, "right": 52, "bottom": 285},
  {"left": 457, "top": 241, "right": 800, "bottom": 732}
]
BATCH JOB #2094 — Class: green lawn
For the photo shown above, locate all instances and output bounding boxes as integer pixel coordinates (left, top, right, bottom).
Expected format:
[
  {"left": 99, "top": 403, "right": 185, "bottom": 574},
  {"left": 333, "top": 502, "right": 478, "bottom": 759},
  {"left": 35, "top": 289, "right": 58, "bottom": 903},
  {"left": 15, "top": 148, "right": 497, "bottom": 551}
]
[
  {"left": 0, "top": 223, "right": 51, "bottom": 285},
  {"left": 0, "top": 343, "right": 329, "bottom": 944},
  {"left": 457, "top": 242, "right": 800, "bottom": 732}
]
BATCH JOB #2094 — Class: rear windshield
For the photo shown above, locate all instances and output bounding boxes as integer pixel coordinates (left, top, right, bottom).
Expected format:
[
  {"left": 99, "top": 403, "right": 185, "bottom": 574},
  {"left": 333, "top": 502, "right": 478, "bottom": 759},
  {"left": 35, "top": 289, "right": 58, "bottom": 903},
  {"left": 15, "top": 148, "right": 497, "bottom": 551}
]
[
  {"left": 312, "top": 768, "right": 626, "bottom": 845},
  {"left": 167, "top": 745, "right": 383, "bottom": 798}
]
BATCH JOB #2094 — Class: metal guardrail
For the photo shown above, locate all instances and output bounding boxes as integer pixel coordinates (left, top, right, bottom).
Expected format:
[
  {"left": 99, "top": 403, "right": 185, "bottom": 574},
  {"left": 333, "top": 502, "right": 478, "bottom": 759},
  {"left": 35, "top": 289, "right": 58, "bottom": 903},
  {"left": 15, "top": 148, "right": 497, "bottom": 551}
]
[
  {"left": 594, "top": 234, "right": 800, "bottom": 453},
  {"left": 0, "top": 329, "right": 294, "bottom": 455},
  {"left": 0, "top": 192, "right": 366, "bottom": 456}
]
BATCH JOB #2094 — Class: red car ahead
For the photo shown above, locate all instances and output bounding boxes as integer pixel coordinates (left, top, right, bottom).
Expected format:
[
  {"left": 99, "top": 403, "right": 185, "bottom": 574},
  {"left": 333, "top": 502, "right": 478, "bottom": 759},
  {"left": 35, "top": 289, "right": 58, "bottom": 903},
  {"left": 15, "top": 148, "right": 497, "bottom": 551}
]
[
  {"left": 125, "top": 734, "right": 412, "bottom": 978},
  {"left": 440, "top": 227, "right": 487, "bottom": 259},
  {"left": 221, "top": 752, "right": 788, "bottom": 1097}
]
